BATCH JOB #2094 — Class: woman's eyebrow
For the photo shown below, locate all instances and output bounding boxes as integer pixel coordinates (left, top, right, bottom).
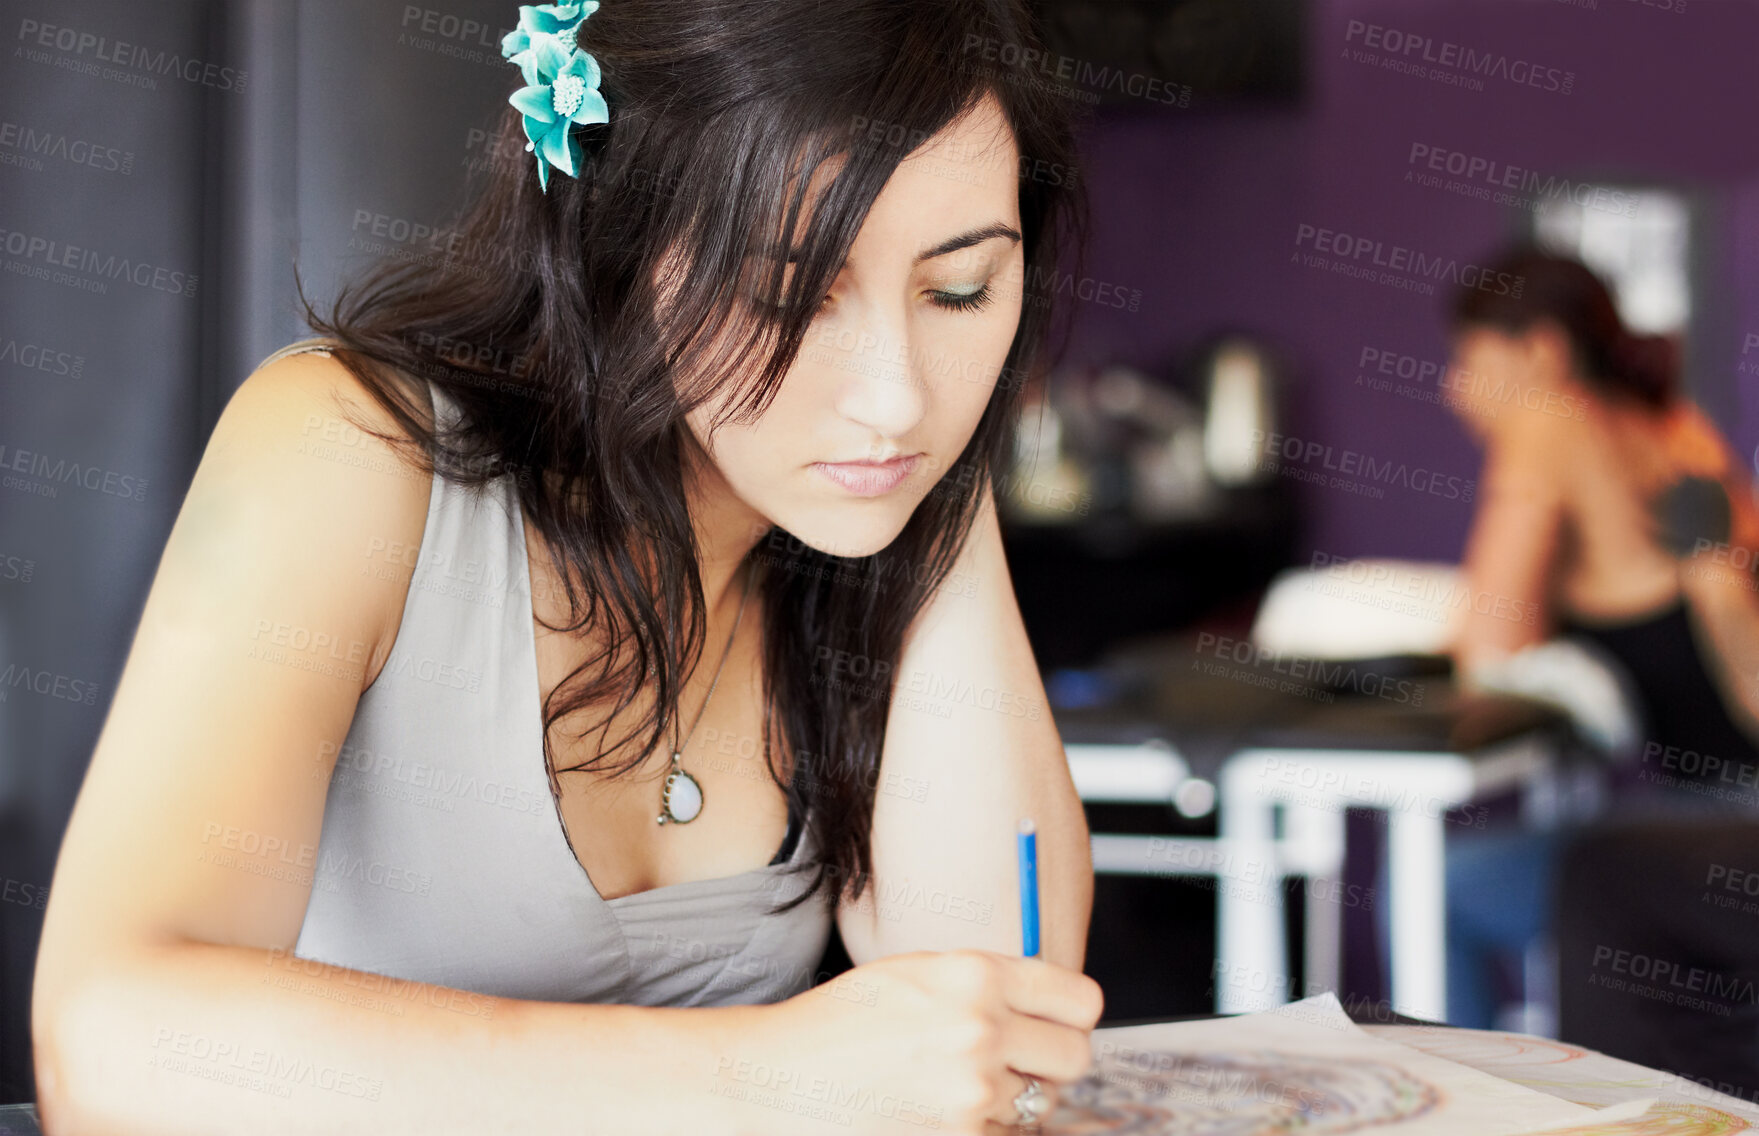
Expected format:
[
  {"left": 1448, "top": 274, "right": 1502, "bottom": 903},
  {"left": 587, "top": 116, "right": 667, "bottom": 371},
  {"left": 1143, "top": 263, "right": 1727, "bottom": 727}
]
[
  {"left": 914, "top": 223, "right": 1022, "bottom": 265},
  {"left": 751, "top": 221, "right": 1022, "bottom": 266}
]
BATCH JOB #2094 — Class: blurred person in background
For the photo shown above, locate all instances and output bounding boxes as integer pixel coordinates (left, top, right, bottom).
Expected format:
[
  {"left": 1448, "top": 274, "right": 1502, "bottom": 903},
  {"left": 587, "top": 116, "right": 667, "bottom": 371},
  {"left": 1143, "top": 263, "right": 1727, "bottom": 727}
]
[
  {"left": 1434, "top": 247, "right": 1759, "bottom": 1085},
  {"left": 1446, "top": 247, "right": 1759, "bottom": 732}
]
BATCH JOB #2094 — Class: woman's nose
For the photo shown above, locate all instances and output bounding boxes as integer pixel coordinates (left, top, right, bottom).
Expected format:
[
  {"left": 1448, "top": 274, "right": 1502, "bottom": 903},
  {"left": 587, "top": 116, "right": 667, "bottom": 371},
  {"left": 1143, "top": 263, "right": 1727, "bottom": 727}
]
[{"left": 827, "top": 319, "right": 929, "bottom": 442}]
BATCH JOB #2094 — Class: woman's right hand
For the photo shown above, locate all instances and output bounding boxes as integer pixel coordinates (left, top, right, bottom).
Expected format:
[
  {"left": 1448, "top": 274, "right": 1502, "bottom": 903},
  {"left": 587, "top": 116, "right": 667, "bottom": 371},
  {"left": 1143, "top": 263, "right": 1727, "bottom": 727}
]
[{"left": 724, "top": 948, "right": 1104, "bottom": 1135}]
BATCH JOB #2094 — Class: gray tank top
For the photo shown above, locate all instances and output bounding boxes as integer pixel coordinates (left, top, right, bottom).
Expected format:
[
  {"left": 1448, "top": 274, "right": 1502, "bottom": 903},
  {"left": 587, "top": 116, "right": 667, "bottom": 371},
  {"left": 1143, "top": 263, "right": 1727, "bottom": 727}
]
[{"left": 264, "top": 337, "right": 831, "bottom": 1006}]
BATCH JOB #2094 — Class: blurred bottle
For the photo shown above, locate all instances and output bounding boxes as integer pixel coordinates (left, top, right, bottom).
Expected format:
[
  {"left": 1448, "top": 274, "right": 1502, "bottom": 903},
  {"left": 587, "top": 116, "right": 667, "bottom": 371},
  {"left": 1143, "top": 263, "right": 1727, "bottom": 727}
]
[{"left": 1201, "top": 336, "right": 1278, "bottom": 489}]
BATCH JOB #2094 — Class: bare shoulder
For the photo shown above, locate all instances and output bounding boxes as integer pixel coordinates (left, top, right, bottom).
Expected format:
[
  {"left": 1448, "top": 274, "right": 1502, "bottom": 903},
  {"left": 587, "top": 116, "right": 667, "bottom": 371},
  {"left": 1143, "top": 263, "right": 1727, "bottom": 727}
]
[
  {"left": 29, "top": 351, "right": 442, "bottom": 1002},
  {"left": 224, "top": 345, "right": 436, "bottom": 456},
  {"left": 1477, "top": 411, "right": 1561, "bottom": 478},
  {"left": 201, "top": 348, "right": 438, "bottom": 687},
  {"left": 1483, "top": 409, "right": 1570, "bottom": 498}
]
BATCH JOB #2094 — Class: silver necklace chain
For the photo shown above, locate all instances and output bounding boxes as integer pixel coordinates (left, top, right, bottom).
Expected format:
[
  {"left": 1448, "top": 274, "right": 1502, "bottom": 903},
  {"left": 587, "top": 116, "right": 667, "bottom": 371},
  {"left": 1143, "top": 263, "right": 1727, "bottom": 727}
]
[{"left": 659, "top": 561, "right": 755, "bottom": 824}]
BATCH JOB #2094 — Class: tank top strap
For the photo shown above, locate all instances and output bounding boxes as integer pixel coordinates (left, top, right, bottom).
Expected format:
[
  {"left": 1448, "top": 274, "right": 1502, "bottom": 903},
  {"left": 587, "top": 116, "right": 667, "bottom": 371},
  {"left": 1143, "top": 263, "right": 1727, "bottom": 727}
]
[
  {"left": 256, "top": 338, "right": 468, "bottom": 443},
  {"left": 253, "top": 335, "right": 344, "bottom": 372}
]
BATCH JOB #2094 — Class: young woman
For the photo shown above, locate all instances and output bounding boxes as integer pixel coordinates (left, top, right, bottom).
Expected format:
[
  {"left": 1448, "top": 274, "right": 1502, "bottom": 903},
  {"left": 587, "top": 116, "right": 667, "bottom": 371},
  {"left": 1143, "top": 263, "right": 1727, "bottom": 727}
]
[
  {"left": 1436, "top": 247, "right": 1759, "bottom": 1068},
  {"left": 1445, "top": 248, "right": 1759, "bottom": 736},
  {"left": 30, "top": 1, "right": 1101, "bottom": 1132}
]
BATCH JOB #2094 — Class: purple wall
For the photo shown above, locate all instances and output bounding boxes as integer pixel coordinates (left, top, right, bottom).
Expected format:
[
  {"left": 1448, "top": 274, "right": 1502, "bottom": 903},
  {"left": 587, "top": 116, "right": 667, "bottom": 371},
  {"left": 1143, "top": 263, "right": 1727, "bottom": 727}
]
[{"left": 1064, "top": 0, "right": 1759, "bottom": 562}]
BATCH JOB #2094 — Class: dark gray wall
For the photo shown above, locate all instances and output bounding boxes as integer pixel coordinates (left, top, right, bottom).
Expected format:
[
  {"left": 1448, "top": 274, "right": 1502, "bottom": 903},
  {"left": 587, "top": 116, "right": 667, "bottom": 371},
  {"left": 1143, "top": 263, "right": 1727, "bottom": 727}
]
[{"left": 0, "top": 0, "right": 514, "bottom": 1101}]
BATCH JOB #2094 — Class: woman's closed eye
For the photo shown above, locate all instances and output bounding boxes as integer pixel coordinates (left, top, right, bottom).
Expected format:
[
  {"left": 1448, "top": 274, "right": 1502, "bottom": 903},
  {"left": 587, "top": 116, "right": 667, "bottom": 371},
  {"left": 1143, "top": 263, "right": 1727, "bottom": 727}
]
[
  {"left": 749, "top": 284, "right": 994, "bottom": 317},
  {"left": 927, "top": 281, "right": 994, "bottom": 314}
]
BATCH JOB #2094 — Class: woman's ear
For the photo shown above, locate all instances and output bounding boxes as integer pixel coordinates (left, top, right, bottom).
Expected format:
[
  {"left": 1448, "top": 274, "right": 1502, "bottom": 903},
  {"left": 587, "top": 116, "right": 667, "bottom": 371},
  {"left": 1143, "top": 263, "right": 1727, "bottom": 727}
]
[{"left": 1523, "top": 319, "right": 1576, "bottom": 385}]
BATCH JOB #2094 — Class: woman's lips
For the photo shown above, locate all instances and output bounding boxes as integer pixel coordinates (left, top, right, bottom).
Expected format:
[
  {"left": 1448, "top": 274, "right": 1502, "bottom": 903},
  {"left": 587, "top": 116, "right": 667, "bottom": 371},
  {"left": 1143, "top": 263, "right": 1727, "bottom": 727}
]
[{"left": 812, "top": 454, "right": 922, "bottom": 497}]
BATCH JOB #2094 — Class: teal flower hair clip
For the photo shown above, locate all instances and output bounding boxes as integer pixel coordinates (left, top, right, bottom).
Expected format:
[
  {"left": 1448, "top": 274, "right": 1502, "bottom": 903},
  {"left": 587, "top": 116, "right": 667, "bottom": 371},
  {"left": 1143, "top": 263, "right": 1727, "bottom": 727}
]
[{"left": 500, "top": 3, "right": 608, "bottom": 192}]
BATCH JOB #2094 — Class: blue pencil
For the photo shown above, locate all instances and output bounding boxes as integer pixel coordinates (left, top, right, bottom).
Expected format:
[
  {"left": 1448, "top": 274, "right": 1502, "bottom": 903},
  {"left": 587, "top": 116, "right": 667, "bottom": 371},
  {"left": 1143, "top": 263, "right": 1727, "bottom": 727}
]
[{"left": 1018, "top": 816, "right": 1040, "bottom": 958}]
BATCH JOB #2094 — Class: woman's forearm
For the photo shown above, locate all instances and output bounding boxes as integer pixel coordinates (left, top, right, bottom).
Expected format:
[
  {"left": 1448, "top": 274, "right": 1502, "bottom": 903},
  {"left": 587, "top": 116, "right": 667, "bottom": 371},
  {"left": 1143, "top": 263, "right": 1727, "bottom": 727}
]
[{"left": 36, "top": 938, "right": 762, "bottom": 1136}]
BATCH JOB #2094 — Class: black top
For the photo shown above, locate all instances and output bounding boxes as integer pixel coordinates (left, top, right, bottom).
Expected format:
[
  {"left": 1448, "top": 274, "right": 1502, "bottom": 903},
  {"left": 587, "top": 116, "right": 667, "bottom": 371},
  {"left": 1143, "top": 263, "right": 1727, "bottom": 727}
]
[
  {"left": 1651, "top": 473, "right": 1732, "bottom": 557},
  {"left": 768, "top": 793, "right": 805, "bottom": 866},
  {"left": 1561, "top": 596, "right": 1759, "bottom": 798}
]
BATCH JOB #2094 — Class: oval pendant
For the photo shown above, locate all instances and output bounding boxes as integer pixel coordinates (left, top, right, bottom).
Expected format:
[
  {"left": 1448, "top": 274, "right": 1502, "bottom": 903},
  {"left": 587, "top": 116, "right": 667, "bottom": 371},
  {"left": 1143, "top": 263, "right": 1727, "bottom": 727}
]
[{"left": 661, "top": 767, "right": 704, "bottom": 824}]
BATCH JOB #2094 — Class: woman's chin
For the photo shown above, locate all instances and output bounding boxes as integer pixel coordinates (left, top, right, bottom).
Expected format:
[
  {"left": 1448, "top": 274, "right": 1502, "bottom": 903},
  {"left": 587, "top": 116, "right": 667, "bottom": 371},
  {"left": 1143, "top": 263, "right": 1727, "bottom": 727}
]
[{"left": 775, "top": 508, "right": 913, "bottom": 562}]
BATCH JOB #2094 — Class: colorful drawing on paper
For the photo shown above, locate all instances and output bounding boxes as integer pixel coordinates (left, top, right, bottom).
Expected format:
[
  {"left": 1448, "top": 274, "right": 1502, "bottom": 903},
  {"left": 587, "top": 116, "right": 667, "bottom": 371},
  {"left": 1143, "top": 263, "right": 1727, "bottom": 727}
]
[
  {"left": 1040, "top": 1049, "right": 1441, "bottom": 1135},
  {"left": 1391, "top": 1027, "right": 1590, "bottom": 1068},
  {"left": 1522, "top": 1101, "right": 1753, "bottom": 1136},
  {"left": 1364, "top": 1026, "right": 1656, "bottom": 1103},
  {"left": 1363, "top": 1025, "right": 1759, "bottom": 1131},
  {"left": 1072, "top": 996, "right": 1600, "bottom": 1134}
]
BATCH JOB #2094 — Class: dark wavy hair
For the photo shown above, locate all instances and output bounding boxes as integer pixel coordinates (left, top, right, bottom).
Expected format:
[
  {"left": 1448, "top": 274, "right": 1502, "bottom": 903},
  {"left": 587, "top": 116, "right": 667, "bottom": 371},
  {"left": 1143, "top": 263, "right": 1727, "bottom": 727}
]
[
  {"left": 292, "top": 0, "right": 1087, "bottom": 915},
  {"left": 1450, "top": 245, "right": 1677, "bottom": 411}
]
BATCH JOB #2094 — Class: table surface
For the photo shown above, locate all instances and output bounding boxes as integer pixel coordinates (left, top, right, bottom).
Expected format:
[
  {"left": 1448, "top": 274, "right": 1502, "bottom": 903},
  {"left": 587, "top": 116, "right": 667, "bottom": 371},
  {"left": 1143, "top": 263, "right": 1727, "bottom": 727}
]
[{"left": 1055, "top": 632, "right": 1570, "bottom": 778}]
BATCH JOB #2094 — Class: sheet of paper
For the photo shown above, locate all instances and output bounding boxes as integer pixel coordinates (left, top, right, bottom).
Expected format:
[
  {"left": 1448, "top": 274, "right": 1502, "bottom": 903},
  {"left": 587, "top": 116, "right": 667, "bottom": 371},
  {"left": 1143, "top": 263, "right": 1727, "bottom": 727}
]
[
  {"left": 1362, "top": 1023, "right": 1759, "bottom": 1134},
  {"left": 1036, "top": 993, "right": 1599, "bottom": 1135},
  {"left": 1511, "top": 1099, "right": 1756, "bottom": 1135}
]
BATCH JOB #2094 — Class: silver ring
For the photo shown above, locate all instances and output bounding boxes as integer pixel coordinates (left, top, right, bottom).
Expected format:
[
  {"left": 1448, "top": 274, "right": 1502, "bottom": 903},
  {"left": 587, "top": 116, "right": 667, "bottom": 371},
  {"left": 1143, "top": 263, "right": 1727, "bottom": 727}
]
[{"left": 1012, "top": 1076, "right": 1050, "bottom": 1126}]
